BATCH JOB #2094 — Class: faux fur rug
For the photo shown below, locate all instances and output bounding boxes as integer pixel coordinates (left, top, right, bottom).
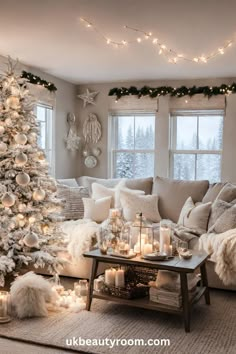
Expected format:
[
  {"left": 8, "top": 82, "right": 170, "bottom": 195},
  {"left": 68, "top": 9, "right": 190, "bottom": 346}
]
[{"left": 0, "top": 290, "right": 235, "bottom": 354}]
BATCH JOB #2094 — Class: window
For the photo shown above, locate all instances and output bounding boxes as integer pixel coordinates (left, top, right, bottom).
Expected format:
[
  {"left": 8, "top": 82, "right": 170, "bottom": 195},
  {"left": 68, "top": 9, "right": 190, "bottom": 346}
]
[
  {"left": 170, "top": 111, "right": 224, "bottom": 183},
  {"left": 36, "top": 104, "right": 54, "bottom": 174},
  {"left": 109, "top": 113, "right": 156, "bottom": 178}
]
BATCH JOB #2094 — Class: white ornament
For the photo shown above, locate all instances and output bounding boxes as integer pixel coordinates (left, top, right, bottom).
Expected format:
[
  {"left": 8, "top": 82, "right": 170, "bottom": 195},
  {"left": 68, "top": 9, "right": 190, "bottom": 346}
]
[
  {"left": 6, "top": 96, "right": 20, "bottom": 109},
  {"left": 15, "top": 133, "right": 27, "bottom": 145},
  {"left": 92, "top": 147, "right": 101, "bottom": 156},
  {"left": 5, "top": 170, "right": 16, "bottom": 178},
  {"left": 0, "top": 142, "right": 7, "bottom": 153},
  {"left": 27, "top": 132, "right": 37, "bottom": 144},
  {"left": 82, "top": 149, "right": 89, "bottom": 157},
  {"left": 83, "top": 113, "right": 102, "bottom": 144},
  {"left": 15, "top": 152, "right": 28, "bottom": 166},
  {"left": 22, "top": 124, "right": 30, "bottom": 132},
  {"left": 84, "top": 155, "right": 97, "bottom": 168},
  {"left": 37, "top": 151, "right": 46, "bottom": 161},
  {"left": 16, "top": 172, "right": 30, "bottom": 186},
  {"left": 11, "top": 111, "right": 19, "bottom": 119},
  {"left": 0, "top": 126, "right": 5, "bottom": 135},
  {"left": 5, "top": 118, "right": 12, "bottom": 126},
  {"left": 18, "top": 203, "right": 27, "bottom": 212},
  {"left": 33, "top": 189, "right": 46, "bottom": 201},
  {"left": 1, "top": 192, "right": 15, "bottom": 207},
  {"left": 23, "top": 232, "right": 39, "bottom": 248},
  {"left": 77, "top": 89, "right": 99, "bottom": 108}
]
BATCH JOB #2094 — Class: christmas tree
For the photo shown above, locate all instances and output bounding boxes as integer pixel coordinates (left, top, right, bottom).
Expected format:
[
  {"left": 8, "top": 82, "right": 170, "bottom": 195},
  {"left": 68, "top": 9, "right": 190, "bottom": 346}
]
[{"left": 0, "top": 59, "right": 65, "bottom": 286}]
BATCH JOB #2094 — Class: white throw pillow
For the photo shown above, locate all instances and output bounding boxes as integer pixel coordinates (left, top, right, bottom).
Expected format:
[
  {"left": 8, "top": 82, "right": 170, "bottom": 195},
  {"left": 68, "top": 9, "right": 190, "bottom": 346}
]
[
  {"left": 119, "top": 190, "right": 161, "bottom": 222},
  {"left": 92, "top": 181, "right": 144, "bottom": 208},
  {"left": 83, "top": 197, "right": 112, "bottom": 223}
]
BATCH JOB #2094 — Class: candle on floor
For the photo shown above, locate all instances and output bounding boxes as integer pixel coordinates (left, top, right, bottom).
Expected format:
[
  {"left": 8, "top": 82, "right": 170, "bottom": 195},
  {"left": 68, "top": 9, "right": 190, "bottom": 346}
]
[
  {"left": 115, "top": 269, "right": 125, "bottom": 288},
  {"left": 105, "top": 268, "right": 116, "bottom": 286}
]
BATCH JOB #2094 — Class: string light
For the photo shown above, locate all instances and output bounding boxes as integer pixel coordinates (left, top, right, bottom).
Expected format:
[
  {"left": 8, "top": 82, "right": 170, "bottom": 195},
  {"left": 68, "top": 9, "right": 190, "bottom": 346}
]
[{"left": 79, "top": 17, "right": 234, "bottom": 64}]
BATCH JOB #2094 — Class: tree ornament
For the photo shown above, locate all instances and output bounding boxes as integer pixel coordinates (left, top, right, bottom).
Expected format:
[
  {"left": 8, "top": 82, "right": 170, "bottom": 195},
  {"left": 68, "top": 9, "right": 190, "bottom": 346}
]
[
  {"left": 77, "top": 89, "right": 99, "bottom": 108},
  {"left": 16, "top": 172, "right": 30, "bottom": 186},
  {"left": 27, "top": 132, "right": 37, "bottom": 144},
  {"left": 0, "top": 126, "right": 5, "bottom": 135},
  {"left": 11, "top": 111, "right": 20, "bottom": 119},
  {"left": 33, "top": 189, "right": 46, "bottom": 201},
  {"left": 5, "top": 118, "right": 12, "bottom": 126},
  {"left": 10, "top": 87, "right": 20, "bottom": 96},
  {"left": 1, "top": 192, "right": 15, "bottom": 207},
  {"left": 0, "top": 185, "right": 7, "bottom": 194},
  {"left": 15, "top": 152, "right": 28, "bottom": 166},
  {"left": 0, "top": 142, "right": 7, "bottom": 153},
  {"left": 6, "top": 96, "right": 20, "bottom": 109},
  {"left": 14, "top": 133, "right": 27, "bottom": 145},
  {"left": 37, "top": 151, "right": 46, "bottom": 161},
  {"left": 22, "top": 124, "right": 30, "bottom": 132},
  {"left": 18, "top": 203, "right": 27, "bottom": 212},
  {"left": 28, "top": 216, "right": 36, "bottom": 224},
  {"left": 5, "top": 170, "right": 16, "bottom": 179},
  {"left": 83, "top": 113, "right": 102, "bottom": 144},
  {"left": 23, "top": 232, "right": 39, "bottom": 248}
]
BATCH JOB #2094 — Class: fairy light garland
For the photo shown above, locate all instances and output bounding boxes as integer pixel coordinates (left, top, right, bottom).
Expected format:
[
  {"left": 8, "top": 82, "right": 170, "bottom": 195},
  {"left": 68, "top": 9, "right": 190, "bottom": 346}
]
[
  {"left": 80, "top": 18, "right": 234, "bottom": 64},
  {"left": 109, "top": 84, "right": 236, "bottom": 101}
]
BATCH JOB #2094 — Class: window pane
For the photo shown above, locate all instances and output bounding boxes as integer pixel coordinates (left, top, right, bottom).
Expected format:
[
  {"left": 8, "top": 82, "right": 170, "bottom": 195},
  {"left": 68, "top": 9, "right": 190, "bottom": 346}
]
[
  {"left": 36, "top": 106, "right": 46, "bottom": 122},
  {"left": 134, "top": 153, "right": 154, "bottom": 178},
  {"left": 38, "top": 121, "right": 46, "bottom": 149},
  {"left": 114, "top": 152, "right": 134, "bottom": 178},
  {"left": 198, "top": 116, "right": 223, "bottom": 150},
  {"left": 175, "top": 116, "right": 197, "bottom": 150},
  {"left": 197, "top": 154, "right": 221, "bottom": 183},
  {"left": 117, "top": 116, "right": 134, "bottom": 149},
  {"left": 135, "top": 116, "right": 155, "bottom": 149},
  {"left": 173, "top": 154, "right": 195, "bottom": 180}
]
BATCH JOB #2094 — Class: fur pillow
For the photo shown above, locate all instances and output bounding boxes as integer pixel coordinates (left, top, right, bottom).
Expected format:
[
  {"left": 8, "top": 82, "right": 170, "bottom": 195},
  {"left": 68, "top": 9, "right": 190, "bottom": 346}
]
[
  {"left": 83, "top": 196, "right": 112, "bottom": 223},
  {"left": 208, "top": 204, "right": 236, "bottom": 233},
  {"left": 119, "top": 190, "right": 161, "bottom": 222},
  {"left": 208, "top": 199, "right": 235, "bottom": 230},
  {"left": 10, "top": 272, "right": 55, "bottom": 319}
]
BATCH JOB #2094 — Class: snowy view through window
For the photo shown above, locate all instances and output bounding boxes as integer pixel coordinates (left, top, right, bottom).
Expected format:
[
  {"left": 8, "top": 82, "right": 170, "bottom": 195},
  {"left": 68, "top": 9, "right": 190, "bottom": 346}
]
[
  {"left": 171, "top": 113, "right": 223, "bottom": 183},
  {"left": 112, "top": 114, "right": 155, "bottom": 178}
]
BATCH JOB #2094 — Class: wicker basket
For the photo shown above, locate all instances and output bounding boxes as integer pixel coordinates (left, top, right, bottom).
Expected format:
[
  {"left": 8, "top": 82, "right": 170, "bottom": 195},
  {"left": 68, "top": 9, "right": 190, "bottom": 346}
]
[{"left": 102, "top": 283, "right": 149, "bottom": 300}]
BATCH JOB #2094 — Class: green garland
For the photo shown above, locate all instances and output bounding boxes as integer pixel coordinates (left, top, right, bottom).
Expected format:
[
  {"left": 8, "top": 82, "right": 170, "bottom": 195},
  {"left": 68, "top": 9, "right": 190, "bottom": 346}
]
[
  {"left": 21, "top": 71, "right": 57, "bottom": 92},
  {"left": 109, "top": 84, "right": 236, "bottom": 100}
]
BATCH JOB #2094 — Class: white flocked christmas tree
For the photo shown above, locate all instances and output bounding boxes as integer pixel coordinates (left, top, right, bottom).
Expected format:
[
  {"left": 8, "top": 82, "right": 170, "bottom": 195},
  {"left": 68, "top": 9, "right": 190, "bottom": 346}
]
[{"left": 0, "top": 59, "right": 65, "bottom": 286}]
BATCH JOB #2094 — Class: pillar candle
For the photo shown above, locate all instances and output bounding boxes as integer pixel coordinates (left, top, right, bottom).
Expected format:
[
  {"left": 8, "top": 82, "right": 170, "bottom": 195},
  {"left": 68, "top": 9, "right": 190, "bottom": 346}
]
[
  {"left": 143, "top": 243, "right": 153, "bottom": 255},
  {"left": 160, "top": 227, "right": 171, "bottom": 253},
  {"left": 105, "top": 268, "right": 116, "bottom": 286},
  {"left": 115, "top": 269, "right": 125, "bottom": 288}
]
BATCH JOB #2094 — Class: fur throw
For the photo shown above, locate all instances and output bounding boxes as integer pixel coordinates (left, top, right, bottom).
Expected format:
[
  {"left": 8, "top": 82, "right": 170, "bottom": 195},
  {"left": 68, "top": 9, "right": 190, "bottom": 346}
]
[
  {"left": 199, "top": 229, "right": 236, "bottom": 285},
  {"left": 10, "top": 272, "right": 57, "bottom": 319},
  {"left": 61, "top": 219, "right": 99, "bottom": 260}
]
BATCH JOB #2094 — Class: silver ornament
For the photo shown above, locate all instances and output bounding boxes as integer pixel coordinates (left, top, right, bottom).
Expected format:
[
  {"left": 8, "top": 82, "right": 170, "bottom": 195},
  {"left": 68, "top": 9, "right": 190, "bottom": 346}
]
[
  {"left": 15, "top": 152, "right": 28, "bottom": 166},
  {"left": 14, "top": 133, "right": 27, "bottom": 145},
  {"left": 23, "top": 232, "right": 39, "bottom": 248},
  {"left": 28, "top": 132, "right": 37, "bottom": 143},
  {"left": 1, "top": 192, "right": 15, "bottom": 207},
  {"left": 16, "top": 172, "right": 30, "bottom": 186},
  {"left": 33, "top": 189, "right": 46, "bottom": 201}
]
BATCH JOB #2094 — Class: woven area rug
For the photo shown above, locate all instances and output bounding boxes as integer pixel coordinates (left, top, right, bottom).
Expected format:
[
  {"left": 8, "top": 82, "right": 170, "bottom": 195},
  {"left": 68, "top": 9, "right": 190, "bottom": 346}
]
[{"left": 0, "top": 290, "right": 235, "bottom": 354}]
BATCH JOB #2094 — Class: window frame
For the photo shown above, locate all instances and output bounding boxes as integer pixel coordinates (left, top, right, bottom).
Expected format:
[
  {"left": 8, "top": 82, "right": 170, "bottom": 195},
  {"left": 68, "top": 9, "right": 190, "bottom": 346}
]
[
  {"left": 169, "top": 110, "right": 224, "bottom": 181},
  {"left": 108, "top": 111, "right": 156, "bottom": 178}
]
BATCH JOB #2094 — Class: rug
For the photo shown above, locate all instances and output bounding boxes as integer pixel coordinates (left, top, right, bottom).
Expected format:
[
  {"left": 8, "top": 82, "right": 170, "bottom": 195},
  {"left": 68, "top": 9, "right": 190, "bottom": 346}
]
[{"left": 0, "top": 290, "right": 235, "bottom": 354}]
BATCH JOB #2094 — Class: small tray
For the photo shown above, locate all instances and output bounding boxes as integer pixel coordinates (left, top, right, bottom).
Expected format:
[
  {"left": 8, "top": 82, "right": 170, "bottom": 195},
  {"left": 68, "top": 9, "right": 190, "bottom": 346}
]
[
  {"left": 107, "top": 251, "right": 137, "bottom": 259},
  {"left": 143, "top": 253, "right": 174, "bottom": 261}
]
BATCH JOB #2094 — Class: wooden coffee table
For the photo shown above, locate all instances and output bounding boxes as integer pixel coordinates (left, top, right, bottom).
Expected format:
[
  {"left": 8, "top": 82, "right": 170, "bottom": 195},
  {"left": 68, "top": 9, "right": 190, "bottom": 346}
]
[{"left": 83, "top": 249, "right": 210, "bottom": 332}]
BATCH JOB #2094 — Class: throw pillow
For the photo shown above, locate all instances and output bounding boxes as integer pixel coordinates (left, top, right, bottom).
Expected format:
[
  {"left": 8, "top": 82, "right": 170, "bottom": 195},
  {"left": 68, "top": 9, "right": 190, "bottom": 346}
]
[
  {"left": 208, "top": 204, "right": 236, "bottom": 234},
  {"left": 216, "top": 183, "right": 236, "bottom": 203},
  {"left": 119, "top": 190, "right": 161, "bottom": 222},
  {"left": 83, "top": 196, "right": 112, "bottom": 223},
  {"left": 208, "top": 199, "right": 235, "bottom": 230},
  {"left": 178, "top": 197, "right": 211, "bottom": 234},
  {"left": 57, "top": 184, "right": 89, "bottom": 220}
]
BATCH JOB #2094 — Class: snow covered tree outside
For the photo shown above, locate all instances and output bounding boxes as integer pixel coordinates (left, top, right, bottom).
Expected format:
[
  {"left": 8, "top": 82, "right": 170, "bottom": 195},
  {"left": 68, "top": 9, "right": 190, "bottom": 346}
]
[{"left": 0, "top": 60, "right": 65, "bottom": 286}]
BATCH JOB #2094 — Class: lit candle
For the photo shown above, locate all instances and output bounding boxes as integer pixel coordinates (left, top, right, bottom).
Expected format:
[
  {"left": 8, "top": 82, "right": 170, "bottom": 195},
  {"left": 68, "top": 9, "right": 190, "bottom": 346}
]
[
  {"left": 134, "top": 243, "right": 141, "bottom": 254},
  {"left": 160, "top": 226, "right": 171, "bottom": 253},
  {"left": 115, "top": 269, "right": 125, "bottom": 287},
  {"left": 105, "top": 268, "right": 116, "bottom": 286},
  {"left": 0, "top": 292, "right": 8, "bottom": 318},
  {"left": 143, "top": 243, "right": 153, "bottom": 255}
]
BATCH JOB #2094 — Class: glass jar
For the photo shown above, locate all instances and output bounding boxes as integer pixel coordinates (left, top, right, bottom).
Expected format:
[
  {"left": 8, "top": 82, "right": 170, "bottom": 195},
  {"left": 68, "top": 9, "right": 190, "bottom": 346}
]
[
  {"left": 79, "top": 280, "right": 88, "bottom": 302},
  {"left": 0, "top": 291, "right": 11, "bottom": 323}
]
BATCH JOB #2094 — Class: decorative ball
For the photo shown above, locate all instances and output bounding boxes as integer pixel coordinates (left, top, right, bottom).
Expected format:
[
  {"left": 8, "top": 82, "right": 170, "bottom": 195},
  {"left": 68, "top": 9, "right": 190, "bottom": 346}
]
[
  {"left": 0, "top": 142, "right": 7, "bottom": 153},
  {"left": 5, "top": 118, "right": 12, "bottom": 126},
  {"left": 0, "top": 126, "right": 5, "bottom": 135},
  {"left": 37, "top": 151, "right": 46, "bottom": 161},
  {"left": 16, "top": 172, "right": 30, "bottom": 186},
  {"left": 6, "top": 96, "right": 20, "bottom": 109},
  {"left": 92, "top": 147, "right": 101, "bottom": 157},
  {"left": 11, "top": 111, "right": 19, "bottom": 119},
  {"left": 28, "top": 132, "right": 37, "bottom": 144},
  {"left": 33, "top": 189, "right": 46, "bottom": 201},
  {"left": 18, "top": 203, "right": 27, "bottom": 212},
  {"left": 5, "top": 170, "right": 16, "bottom": 179},
  {"left": 23, "top": 232, "right": 39, "bottom": 248},
  {"left": 14, "top": 133, "right": 27, "bottom": 145},
  {"left": 28, "top": 216, "right": 36, "bottom": 224},
  {"left": 1, "top": 192, "right": 15, "bottom": 207},
  {"left": 15, "top": 152, "right": 28, "bottom": 166},
  {"left": 22, "top": 124, "right": 30, "bottom": 132},
  {"left": 0, "top": 185, "right": 7, "bottom": 194}
]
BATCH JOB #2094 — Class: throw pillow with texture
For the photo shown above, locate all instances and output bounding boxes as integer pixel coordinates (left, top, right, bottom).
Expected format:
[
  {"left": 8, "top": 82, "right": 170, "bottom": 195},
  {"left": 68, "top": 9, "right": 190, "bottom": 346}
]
[
  {"left": 83, "top": 196, "right": 112, "bottom": 223},
  {"left": 57, "top": 184, "right": 89, "bottom": 220},
  {"left": 216, "top": 183, "right": 236, "bottom": 203},
  {"left": 208, "top": 204, "right": 236, "bottom": 233},
  {"left": 178, "top": 197, "right": 211, "bottom": 234},
  {"left": 208, "top": 199, "right": 235, "bottom": 230},
  {"left": 119, "top": 190, "right": 161, "bottom": 222}
]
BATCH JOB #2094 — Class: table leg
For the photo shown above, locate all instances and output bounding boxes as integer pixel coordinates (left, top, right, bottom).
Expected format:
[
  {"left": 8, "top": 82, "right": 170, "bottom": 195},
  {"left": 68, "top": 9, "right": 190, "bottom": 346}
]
[
  {"left": 86, "top": 258, "right": 98, "bottom": 311},
  {"left": 180, "top": 272, "right": 190, "bottom": 333},
  {"left": 200, "top": 262, "right": 210, "bottom": 305}
]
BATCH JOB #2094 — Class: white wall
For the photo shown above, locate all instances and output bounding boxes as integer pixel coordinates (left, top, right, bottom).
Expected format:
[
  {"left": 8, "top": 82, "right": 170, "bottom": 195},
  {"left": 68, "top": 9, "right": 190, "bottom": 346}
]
[
  {"left": 0, "top": 55, "right": 80, "bottom": 178},
  {"left": 77, "top": 77, "right": 236, "bottom": 182}
]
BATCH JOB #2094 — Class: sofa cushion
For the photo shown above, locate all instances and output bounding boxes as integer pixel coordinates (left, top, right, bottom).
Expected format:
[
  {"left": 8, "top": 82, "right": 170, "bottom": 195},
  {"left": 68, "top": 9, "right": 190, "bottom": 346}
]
[
  {"left": 57, "top": 178, "right": 79, "bottom": 188},
  {"left": 83, "top": 197, "right": 112, "bottom": 223},
  {"left": 178, "top": 197, "right": 211, "bottom": 234},
  {"left": 209, "top": 204, "right": 236, "bottom": 234},
  {"left": 202, "top": 182, "right": 226, "bottom": 203},
  {"left": 77, "top": 176, "right": 153, "bottom": 196},
  {"left": 152, "top": 176, "right": 209, "bottom": 223},
  {"left": 57, "top": 184, "right": 89, "bottom": 220},
  {"left": 215, "top": 182, "right": 236, "bottom": 203},
  {"left": 208, "top": 199, "right": 234, "bottom": 230},
  {"left": 119, "top": 189, "right": 161, "bottom": 222}
]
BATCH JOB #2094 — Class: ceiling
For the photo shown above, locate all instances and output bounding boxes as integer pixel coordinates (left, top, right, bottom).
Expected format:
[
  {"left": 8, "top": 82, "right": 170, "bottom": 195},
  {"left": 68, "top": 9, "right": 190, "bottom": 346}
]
[{"left": 0, "top": 0, "right": 236, "bottom": 84}]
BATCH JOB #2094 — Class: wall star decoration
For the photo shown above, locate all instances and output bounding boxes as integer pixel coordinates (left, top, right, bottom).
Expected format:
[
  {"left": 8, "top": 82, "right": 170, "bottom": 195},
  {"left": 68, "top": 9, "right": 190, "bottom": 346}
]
[{"left": 77, "top": 89, "right": 99, "bottom": 108}]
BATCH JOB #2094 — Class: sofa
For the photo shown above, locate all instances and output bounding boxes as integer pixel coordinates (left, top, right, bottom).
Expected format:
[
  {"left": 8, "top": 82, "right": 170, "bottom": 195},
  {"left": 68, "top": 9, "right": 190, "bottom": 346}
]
[{"left": 53, "top": 175, "right": 236, "bottom": 291}]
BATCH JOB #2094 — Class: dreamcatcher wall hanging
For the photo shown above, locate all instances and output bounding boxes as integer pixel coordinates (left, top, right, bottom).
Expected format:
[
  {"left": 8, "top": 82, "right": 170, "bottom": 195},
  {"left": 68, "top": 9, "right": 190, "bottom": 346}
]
[{"left": 82, "top": 113, "right": 102, "bottom": 168}]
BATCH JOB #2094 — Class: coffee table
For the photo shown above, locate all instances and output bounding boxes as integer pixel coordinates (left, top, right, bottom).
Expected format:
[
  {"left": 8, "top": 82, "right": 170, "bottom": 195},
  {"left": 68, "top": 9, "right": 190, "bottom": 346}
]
[{"left": 83, "top": 250, "right": 210, "bottom": 332}]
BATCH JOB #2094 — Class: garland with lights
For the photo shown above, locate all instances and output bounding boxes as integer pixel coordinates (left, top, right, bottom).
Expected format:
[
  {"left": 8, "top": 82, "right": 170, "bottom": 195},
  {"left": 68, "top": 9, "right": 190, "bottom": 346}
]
[
  {"left": 21, "top": 71, "right": 57, "bottom": 92},
  {"left": 109, "top": 84, "right": 236, "bottom": 100}
]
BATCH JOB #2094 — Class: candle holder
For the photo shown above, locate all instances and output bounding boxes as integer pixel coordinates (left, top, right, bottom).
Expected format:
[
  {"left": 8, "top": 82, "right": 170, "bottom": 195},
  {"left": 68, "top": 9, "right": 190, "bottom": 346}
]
[
  {"left": 131, "top": 213, "right": 154, "bottom": 256},
  {"left": 159, "top": 220, "right": 172, "bottom": 255},
  {"left": 0, "top": 291, "right": 11, "bottom": 323}
]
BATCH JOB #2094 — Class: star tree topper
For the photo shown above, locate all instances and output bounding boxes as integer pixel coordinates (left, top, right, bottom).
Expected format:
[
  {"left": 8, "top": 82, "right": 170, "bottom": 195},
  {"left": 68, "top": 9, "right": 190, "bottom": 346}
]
[{"left": 77, "top": 89, "right": 99, "bottom": 108}]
